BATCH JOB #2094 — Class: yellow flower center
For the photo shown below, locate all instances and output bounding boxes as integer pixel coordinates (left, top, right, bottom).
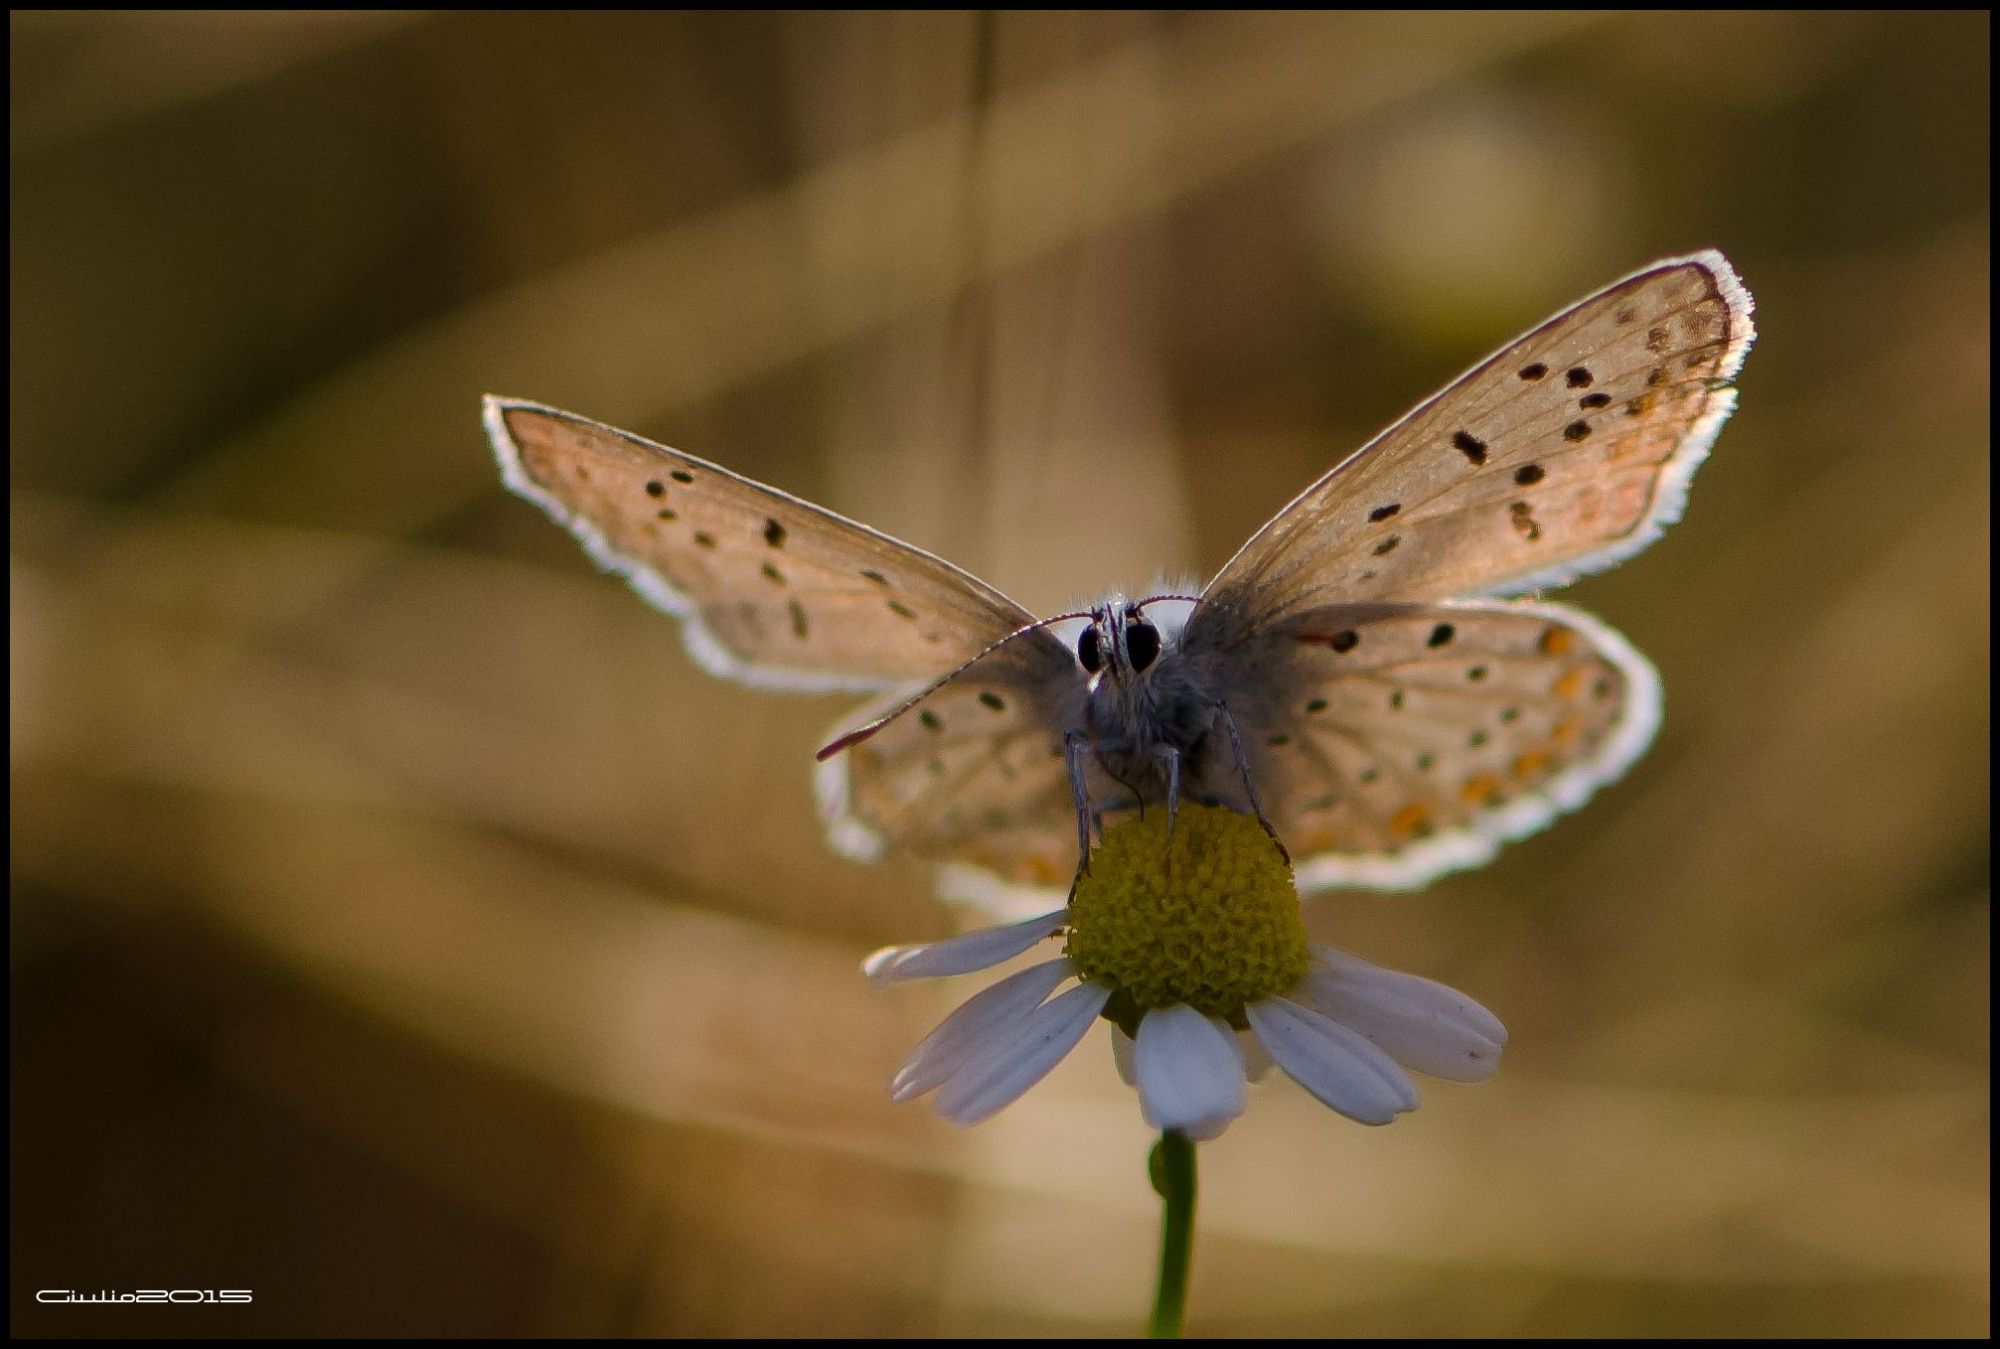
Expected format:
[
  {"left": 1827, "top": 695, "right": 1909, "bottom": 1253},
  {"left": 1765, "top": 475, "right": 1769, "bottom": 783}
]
[{"left": 1064, "top": 803, "right": 1309, "bottom": 1030}]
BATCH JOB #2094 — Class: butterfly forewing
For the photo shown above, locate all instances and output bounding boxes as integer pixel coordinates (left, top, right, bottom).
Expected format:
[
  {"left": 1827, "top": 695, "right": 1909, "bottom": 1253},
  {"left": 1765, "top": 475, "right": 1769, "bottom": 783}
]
[
  {"left": 487, "top": 398, "right": 1042, "bottom": 691},
  {"left": 1200, "top": 252, "right": 1754, "bottom": 628},
  {"left": 1232, "top": 599, "right": 1658, "bottom": 889}
]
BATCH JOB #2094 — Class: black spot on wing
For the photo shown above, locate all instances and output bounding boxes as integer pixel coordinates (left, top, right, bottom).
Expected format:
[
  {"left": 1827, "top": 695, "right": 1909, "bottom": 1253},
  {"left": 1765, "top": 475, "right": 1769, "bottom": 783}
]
[
  {"left": 1452, "top": 431, "right": 1488, "bottom": 465},
  {"left": 1510, "top": 501, "right": 1542, "bottom": 542}
]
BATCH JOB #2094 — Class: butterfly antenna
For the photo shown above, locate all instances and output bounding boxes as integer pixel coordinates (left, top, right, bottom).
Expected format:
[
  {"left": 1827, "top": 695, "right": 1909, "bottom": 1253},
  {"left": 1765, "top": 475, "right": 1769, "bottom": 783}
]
[{"left": 815, "top": 609, "right": 1095, "bottom": 760}]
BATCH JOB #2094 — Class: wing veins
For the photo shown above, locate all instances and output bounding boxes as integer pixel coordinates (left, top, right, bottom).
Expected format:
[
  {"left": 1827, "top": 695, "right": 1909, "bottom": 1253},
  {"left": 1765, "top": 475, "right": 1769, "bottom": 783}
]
[
  {"left": 895, "top": 725, "right": 1065, "bottom": 841},
  {"left": 1310, "top": 718, "right": 1435, "bottom": 807},
  {"left": 1339, "top": 675, "right": 1574, "bottom": 709}
]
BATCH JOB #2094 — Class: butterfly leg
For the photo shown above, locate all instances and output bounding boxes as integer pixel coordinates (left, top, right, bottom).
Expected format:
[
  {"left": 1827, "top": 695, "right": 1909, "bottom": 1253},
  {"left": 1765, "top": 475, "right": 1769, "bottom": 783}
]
[
  {"left": 1153, "top": 743, "right": 1187, "bottom": 881},
  {"left": 1214, "top": 701, "right": 1291, "bottom": 865},
  {"left": 1063, "top": 729, "right": 1097, "bottom": 874},
  {"left": 1154, "top": 744, "right": 1184, "bottom": 839}
]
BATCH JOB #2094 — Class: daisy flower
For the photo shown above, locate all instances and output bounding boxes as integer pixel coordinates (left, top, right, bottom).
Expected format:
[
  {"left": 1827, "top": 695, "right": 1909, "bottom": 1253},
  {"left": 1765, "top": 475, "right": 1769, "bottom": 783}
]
[{"left": 865, "top": 803, "right": 1506, "bottom": 1139}]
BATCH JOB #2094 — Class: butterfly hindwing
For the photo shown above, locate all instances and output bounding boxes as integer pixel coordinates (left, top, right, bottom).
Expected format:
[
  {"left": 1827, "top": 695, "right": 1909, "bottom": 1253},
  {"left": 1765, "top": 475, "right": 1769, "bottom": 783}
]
[
  {"left": 1221, "top": 598, "right": 1658, "bottom": 890},
  {"left": 486, "top": 398, "right": 1042, "bottom": 692},
  {"left": 816, "top": 636, "right": 1086, "bottom": 888}
]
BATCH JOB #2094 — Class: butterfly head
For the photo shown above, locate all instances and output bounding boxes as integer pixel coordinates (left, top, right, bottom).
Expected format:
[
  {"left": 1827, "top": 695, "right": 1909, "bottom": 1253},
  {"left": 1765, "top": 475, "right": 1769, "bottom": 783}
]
[
  {"left": 1076, "top": 603, "right": 1159, "bottom": 690},
  {"left": 1076, "top": 594, "right": 1201, "bottom": 693}
]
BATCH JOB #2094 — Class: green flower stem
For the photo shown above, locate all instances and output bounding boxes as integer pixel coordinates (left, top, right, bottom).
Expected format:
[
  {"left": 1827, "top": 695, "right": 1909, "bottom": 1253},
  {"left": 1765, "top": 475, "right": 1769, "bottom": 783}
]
[{"left": 1147, "top": 1130, "right": 1197, "bottom": 1338}]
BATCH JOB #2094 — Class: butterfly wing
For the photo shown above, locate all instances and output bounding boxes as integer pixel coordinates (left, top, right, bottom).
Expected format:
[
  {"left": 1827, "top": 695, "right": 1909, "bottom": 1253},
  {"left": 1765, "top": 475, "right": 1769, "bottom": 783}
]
[
  {"left": 486, "top": 397, "right": 1045, "bottom": 692},
  {"left": 815, "top": 635, "right": 1087, "bottom": 889},
  {"left": 1178, "top": 252, "right": 1752, "bottom": 891},
  {"left": 1199, "top": 252, "right": 1754, "bottom": 624},
  {"left": 1217, "top": 598, "right": 1659, "bottom": 891}
]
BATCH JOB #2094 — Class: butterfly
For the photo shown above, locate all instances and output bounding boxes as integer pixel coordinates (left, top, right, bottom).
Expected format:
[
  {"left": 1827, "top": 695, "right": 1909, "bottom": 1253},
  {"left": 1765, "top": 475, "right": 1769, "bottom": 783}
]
[{"left": 486, "top": 250, "right": 1753, "bottom": 906}]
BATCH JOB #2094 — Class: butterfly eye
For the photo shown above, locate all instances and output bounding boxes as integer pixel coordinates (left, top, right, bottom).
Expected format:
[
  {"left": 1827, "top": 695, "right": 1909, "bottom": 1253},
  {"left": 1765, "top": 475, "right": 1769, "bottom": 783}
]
[
  {"left": 1124, "top": 619, "right": 1161, "bottom": 673},
  {"left": 1077, "top": 626, "right": 1104, "bottom": 673}
]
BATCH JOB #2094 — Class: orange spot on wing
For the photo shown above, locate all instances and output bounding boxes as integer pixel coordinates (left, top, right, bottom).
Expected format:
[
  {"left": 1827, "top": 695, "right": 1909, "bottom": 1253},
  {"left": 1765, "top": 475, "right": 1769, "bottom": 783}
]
[
  {"left": 1388, "top": 803, "right": 1433, "bottom": 838},
  {"left": 1460, "top": 775, "right": 1502, "bottom": 807},
  {"left": 1539, "top": 626, "right": 1576, "bottom": 656},
  {"left": 1553, "top": 668, "right": 1588, "bottom": 700},
  {"left": 1512, "top": 751, "right": 1552, "bottom": 782},
  {"left": 1504, "top": 744, "right": 1552, "bottom": 776},
  {"left": 1300, "top": 827, "right": 1340, "bottom": 852},
  {"left": 1028, "top": 856, "right": 1061, "bottom": 884}
]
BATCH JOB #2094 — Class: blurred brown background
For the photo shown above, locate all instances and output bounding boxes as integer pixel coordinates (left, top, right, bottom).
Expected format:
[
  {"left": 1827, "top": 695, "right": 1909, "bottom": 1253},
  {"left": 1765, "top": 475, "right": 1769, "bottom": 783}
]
[{"left": 10, "top": 11, "right": 1988, "bottom": 1337}]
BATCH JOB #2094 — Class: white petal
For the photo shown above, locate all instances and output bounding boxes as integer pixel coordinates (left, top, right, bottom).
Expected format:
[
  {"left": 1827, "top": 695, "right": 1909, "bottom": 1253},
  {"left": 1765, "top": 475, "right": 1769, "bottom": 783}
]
[
  {"left": 933, "top": 982, "right": 1110, "bottom": 1126},
  {"left": 1310, "top": 946, "right": 1508, "bottom": 1043},
  {"left": 1246, "top": 996, "right": 1419, "bottom": 1126},
  {"left": 1135, "top": 1006, "right": 1247, "bottom": 1141},
  {"left": 889, "top": 958, "right": 1076, "bottom": 1102},
  {"left": 1300, "top": 946, "right": 1507, "bottom": 1083},
  {"left": 862, "top": 907, "right": 1067, "bottom": 987},
  {"left": 1111, "top": 1025, "right": 1138, "bottom": 1088}
]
